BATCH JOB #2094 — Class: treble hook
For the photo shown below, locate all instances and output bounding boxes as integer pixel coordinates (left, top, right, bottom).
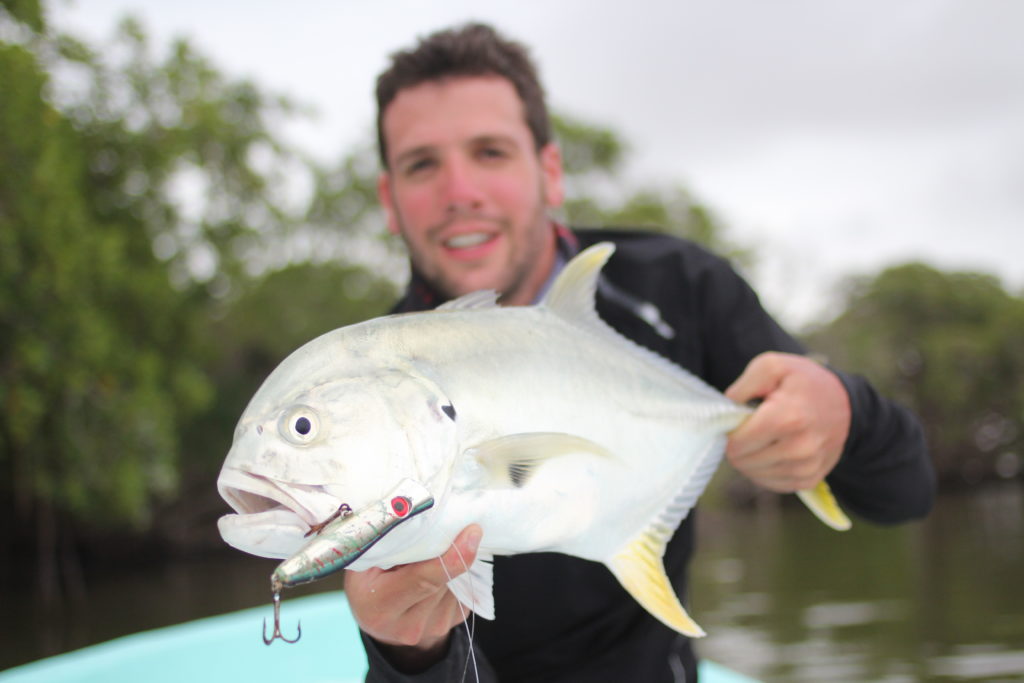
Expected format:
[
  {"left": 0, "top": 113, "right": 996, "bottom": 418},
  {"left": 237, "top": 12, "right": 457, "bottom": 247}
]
[{"left": 262, "top": 584, "right": 301, "bottom": 645}]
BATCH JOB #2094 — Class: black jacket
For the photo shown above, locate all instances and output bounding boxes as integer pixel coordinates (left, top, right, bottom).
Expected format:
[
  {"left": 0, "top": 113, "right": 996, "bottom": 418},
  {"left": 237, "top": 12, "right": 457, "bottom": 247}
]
[{"left": 363, "top": 227, "right": 935, "bottom": 682}]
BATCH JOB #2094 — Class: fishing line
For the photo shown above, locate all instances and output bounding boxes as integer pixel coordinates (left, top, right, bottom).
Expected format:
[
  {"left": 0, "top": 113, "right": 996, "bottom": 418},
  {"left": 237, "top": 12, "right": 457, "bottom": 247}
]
[
  {"left": 439, "top": 545, "right": 479, "bottom": 683},
  {"left": 439, "top": 550, "right": 478, "bottom": 683},
  {"left": 449, "top": 542, "right": 478, "bottom": 682}
]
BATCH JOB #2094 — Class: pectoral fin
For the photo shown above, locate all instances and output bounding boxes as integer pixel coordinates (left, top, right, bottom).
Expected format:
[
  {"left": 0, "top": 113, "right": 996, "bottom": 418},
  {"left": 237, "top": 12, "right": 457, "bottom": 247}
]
[
  {"left": 607, "top": 528, "right": 705, "bottom": 637},
  {"left": 796, "top": 481, "right": 852, "bottom": 531},
  {"left": 469, "top": 433, "right": 612, "bottom": 487}
]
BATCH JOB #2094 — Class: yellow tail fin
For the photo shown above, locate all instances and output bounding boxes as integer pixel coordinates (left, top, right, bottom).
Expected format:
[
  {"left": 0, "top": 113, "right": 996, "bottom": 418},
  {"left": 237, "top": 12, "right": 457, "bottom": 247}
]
[{"left": 796, "top": 481, "right": 852, "bottom": 531}]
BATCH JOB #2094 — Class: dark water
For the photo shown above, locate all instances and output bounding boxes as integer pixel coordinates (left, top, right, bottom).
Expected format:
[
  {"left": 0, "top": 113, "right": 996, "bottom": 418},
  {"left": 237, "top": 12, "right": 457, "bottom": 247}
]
[
  {"left": 693, "top": 482, "right": 1024, "bottom": 681},
  {"left": 3, "top": 484, "right": 1023, "bottom": 681}
]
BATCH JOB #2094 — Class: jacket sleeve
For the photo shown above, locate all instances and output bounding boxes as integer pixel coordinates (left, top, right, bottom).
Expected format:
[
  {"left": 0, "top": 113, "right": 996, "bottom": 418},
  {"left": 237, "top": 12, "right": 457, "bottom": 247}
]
[
  {"left": 827, "top": 371, "right": 935, "bottom": 523},
  {"left": 362, "top": 629, "right": 498, "bottom": 683}
]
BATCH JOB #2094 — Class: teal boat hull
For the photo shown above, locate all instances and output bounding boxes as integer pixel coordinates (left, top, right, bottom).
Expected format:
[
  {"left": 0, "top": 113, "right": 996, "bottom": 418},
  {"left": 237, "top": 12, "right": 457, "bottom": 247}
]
[{"left": 0, "top": 593, "right": 758, "bottom": 682}]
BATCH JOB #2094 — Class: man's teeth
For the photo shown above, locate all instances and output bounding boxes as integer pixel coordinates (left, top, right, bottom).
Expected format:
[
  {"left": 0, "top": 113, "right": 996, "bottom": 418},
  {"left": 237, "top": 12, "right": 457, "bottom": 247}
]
[{"left": 445, "top": 233, "right": 491, "bottom": 249}]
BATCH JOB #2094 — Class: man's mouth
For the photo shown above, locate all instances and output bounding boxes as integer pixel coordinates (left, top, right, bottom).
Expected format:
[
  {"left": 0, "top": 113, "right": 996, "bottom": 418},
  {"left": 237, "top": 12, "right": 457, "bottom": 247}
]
[{"left": 444, "top": 232, "right": 496, "bottom": 249}]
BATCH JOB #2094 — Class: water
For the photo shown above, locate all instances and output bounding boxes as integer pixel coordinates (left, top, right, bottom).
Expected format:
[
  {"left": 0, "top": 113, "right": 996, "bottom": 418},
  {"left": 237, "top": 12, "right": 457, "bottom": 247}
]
[
  {"left": 2, "top": 484, "right": 1022, "bottom": 681},
  {"left": 692, "top": 482, "right": 1024, "bottom": 681}
]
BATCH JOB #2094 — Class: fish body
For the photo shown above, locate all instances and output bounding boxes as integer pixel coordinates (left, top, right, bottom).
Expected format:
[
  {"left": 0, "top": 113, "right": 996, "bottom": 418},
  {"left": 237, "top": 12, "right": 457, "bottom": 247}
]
[{"left": 217, "top": 243, "right": 848, "bottom": 636}]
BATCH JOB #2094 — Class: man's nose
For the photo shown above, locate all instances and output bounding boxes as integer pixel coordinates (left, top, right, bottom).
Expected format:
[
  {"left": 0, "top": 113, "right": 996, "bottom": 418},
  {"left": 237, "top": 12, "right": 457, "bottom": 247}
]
[{"left": 440, "top": 157, "right": 484, "bottom": 211}]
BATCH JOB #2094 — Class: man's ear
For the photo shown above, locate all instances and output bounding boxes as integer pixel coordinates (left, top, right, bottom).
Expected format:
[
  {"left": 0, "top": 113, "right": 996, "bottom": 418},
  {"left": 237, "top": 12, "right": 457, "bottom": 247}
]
[
  {"left": 377, "top": 172, "right": 400, "bottom": 235},
  {"left": 540, "top": 143, "right": 565, "bottom": 208}
]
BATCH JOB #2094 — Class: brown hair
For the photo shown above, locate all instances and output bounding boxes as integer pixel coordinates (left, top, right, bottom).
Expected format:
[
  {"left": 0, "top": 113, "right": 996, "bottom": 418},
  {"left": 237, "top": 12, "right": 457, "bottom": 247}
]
[{"left": 375, "top": 23, "right": 551, "bottom": 167}]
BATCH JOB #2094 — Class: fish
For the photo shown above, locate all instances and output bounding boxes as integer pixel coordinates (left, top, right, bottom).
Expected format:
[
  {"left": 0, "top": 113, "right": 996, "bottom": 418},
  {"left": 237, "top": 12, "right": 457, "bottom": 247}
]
[{"left": 216, "top": 242, "right": 850, "bottom": 638}]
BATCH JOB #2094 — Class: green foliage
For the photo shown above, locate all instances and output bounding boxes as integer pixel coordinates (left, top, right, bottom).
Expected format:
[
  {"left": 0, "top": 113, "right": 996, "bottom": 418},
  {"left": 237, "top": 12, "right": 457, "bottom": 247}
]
[
  {"left": 552, "top": 113, "right": 626, "bottom": 175},
  {"left": 1, "top": 0, "right": 43, "bottom": 33},
  {"left": 299, "top": 138, "right": 405, "bottom": 270},
  {"left": 0, "top": 35, "right": 208, "bottom": 528},
  {"left": 0, "top": 7, "right": 336, "bottom": 541},
  {"left": 805, "top": 263, "right": 1024, "bottom": 485},
  {"left": 210, "top": 262, "right": 396, "bottom": 377},
  {"left": 51, "top": 17, "right": 308, "bottom": 296}
]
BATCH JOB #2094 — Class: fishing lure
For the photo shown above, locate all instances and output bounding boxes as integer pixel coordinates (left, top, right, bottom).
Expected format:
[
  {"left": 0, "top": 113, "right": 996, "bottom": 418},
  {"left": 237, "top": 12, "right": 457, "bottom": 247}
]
[{"left": 263, "top": 478, "right": 435, "bottom": 644}]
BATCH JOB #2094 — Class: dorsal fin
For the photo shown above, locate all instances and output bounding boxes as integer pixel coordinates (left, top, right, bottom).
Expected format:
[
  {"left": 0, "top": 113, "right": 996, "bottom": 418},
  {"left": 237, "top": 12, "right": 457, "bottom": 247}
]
[
  {"left": 437, "top": 290, "right": 501, "bottom": 311},
  {"left": 543, "top": 242, "right": 728, "bottom": 406},
  {"left": 541, "top": 242, "right": 615, "bottom": 329}
]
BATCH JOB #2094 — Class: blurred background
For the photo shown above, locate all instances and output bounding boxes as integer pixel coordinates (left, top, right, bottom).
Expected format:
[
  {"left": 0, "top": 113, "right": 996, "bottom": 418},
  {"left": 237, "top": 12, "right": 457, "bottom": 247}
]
[{"left": 2, "top": 0, "right": 1022, "bottom": 680}]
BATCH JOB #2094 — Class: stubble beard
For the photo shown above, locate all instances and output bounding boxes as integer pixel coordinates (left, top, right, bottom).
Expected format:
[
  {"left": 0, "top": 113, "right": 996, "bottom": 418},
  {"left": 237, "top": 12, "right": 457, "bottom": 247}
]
[{"left": 397, "top": 185, "right": 552, "bottom": 305}]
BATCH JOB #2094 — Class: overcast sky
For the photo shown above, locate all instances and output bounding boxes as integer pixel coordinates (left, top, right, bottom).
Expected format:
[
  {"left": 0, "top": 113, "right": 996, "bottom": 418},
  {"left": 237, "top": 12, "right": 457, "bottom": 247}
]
[{"left": 55, "top": 0, "right": 1024, "bottom": 327}]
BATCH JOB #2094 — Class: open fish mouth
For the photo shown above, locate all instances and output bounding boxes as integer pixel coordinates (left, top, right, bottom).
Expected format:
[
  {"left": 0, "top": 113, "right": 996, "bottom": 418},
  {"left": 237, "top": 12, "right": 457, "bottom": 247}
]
[
  {"left": 218, "top": 468, "right": 352, "bottom": 559},
  {"left": 218, "top": 468, "right": 342, "bottom": 533}
]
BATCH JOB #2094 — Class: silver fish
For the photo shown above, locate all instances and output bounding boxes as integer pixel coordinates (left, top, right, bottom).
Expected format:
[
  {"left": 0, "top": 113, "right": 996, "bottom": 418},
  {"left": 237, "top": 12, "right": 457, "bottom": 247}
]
[{"left": 217, "top": 242, "right": 849, "bottom": 637}]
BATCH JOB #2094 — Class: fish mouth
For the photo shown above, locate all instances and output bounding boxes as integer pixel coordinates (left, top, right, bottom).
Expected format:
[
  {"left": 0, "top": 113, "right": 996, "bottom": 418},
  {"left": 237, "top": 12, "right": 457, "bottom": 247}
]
[{"left": 218, "top": 468, "right": 338, "bottom": 531}]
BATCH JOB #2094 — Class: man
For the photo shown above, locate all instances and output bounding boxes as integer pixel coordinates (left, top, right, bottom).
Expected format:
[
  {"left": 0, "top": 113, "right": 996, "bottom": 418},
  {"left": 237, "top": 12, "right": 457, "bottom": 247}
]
[{"left": 346, "top": 23, "right": 934, "bottom": 682}]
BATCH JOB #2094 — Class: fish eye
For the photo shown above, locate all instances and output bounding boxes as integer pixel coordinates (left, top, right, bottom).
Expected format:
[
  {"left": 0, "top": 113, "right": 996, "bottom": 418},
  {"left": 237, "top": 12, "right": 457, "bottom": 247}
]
[{"left": 279, "top": 405, "right": 320, "bottom": 445}]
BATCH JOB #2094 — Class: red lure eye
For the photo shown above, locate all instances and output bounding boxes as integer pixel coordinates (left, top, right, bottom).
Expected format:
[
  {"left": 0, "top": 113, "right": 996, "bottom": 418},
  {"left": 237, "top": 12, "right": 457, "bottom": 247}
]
[{"left": 391, "top": 496, "right": 411, "bottom": 517}]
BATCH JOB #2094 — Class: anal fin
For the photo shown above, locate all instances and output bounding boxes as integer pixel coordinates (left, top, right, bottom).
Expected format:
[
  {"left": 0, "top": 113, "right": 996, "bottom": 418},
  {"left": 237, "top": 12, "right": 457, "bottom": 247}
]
[
  {"left": 446, "top": 552, "right": 495, "bottom": 620},
  {"left": 606, "top": 528, "right": 705, "bottom": 637}
]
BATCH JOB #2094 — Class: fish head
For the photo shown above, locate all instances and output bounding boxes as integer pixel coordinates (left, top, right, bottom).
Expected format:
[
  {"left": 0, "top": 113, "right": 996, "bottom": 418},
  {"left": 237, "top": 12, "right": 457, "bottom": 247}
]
[{"left": 217, "top": 360, "right": 460, "bottom": 561}]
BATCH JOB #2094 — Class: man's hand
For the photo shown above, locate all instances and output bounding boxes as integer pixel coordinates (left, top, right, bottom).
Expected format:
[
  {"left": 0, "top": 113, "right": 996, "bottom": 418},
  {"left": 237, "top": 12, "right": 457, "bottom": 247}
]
[
  {"left": 345, "top": 525, "right": 483, "bottom": 672},
  {"left": 724, "top": 352, "right": 851, "bottom": 493}
]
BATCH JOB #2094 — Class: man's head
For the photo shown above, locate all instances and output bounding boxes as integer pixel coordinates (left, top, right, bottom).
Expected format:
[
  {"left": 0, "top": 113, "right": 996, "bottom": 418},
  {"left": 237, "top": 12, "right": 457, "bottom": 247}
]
[
  {"left": 375, "top": 23, "right": 564, "bottom": 306},
  {"left": 375, "top": 23, "right": 551, "bottom": 167}
]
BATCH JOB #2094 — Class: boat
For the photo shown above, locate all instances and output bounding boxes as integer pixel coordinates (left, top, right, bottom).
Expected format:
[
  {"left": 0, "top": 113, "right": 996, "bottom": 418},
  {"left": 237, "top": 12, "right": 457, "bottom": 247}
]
[{"left": 0, "top": 592, "right": 759, "bottom": 682}]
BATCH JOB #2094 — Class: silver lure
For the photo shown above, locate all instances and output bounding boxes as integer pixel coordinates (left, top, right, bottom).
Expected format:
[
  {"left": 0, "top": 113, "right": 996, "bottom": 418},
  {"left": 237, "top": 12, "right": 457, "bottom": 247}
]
[{"left": 263, "top": 478, "right": 434, "bottom": 644}]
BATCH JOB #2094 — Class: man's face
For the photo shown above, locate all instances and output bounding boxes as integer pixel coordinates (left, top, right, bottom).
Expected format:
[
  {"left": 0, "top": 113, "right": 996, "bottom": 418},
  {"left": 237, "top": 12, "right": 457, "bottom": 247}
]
[{"left": 378, "top": 76, "right": 564, "bottom": 306}]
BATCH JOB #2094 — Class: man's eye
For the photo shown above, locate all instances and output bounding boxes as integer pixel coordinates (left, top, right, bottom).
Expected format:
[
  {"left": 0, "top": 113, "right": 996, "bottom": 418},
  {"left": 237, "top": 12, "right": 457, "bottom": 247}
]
[
  {"left": 404, "top": 158, "right": 435, "bottom": 175},
  {"left": 478, "top": 147, "right": 507, "bottom": 160}
]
